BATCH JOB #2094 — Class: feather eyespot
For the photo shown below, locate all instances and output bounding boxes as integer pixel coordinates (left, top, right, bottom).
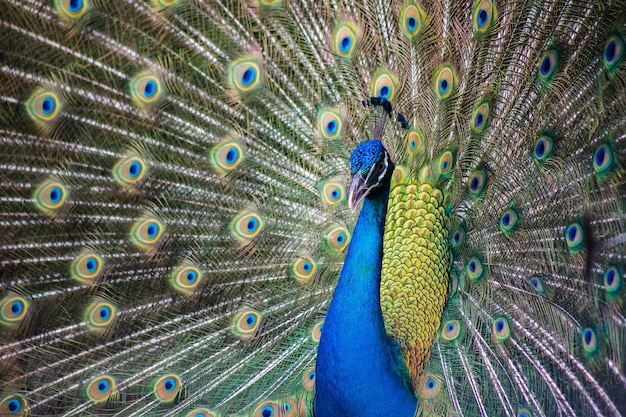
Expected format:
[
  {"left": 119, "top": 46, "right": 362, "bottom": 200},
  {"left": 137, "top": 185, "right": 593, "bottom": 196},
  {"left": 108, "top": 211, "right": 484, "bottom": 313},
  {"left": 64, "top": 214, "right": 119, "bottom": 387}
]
[
  {"left": 131, "top": 217, "right": 165, "bottom": 249},
  {"left": 229, "top": 58, "right": 262, "bottom": 94},
  {"left": 437, "top": 150, "right": 454, "bottom": 178},
  {"left": 317, "top": 108, "right": 343, "bottom": 140},
  {"left": 289, "top": 256, "right": 317, "bottom": 284},
  {"left": 434, "top": 64, "right": 456, "bottom": 100},
  {"left": 473, "top": 0, "right": 494, "bottom": 34},
  {"left": 171, "top": 264, "right": 203, "bottom": 294},
  {"left": 321, "top": 180, "right": 345, "bottom": 205},
  {"left": 154, "top": 374, "right": 182, "bottom": 403},
  {"left": 418, "top": 374, "right": 442, "bottom": 399},
  {"left": 184, "top": 409, "right": 218, "bottom": 417},
  {"left": 441, "top": 319, "right": 461, "bottom": 342},
  {"left": 253, "top": 402, "right": 278, "bottom": 417},
  {"left": 492, "top": 317, "right": 511, "bottom": 342},
  {"left": 528, "top": 275, "right": 546, "bottom": 295},
  {"left": 130, "top": 73, "right": 163, "bottom": 109},
  {"left": 26, "top": 89, "right": 63, "bottom": 128},
  {"left": 332, "top": 22, "right": 359, "bottom": 59},
  {"left": 325, "top": 225, "right": 350, "bottom": 252},
  {"left": 603, "top": 34, "right": 624, "bottom": 72},
  {"left": 233, "top": 309, "right": 262, "bottom": 339},
  {"left": 33, "top": 180, "right": 67, "bottom": 214},
  {"left": 533, "top": 134, "right": 554, "bottom": 163},
  {"left": 302, "top": 367, "right": 316, "bottom": 390},
  {"left": 564, "top": 222, "right": 583, "bottom": 253},
  {"left": 592, "top": 142, "right": 618, "bottom": 178},
  {"left": 370, "top": 69, "right": 398, "bottom": 101},
  {"left": 517, "top": 408, "right": 533, "bottom": 417},
  {"left": 230, "top": 210, "right": 264, "bottom": 244},
  {"left": 406, "top": 130, "right": 424, "bottom": 156},
  {"left": 113, "top": 155, "right": 146, "bottom": 186},
  {"left": 538, "top": 49, "right": 559, "bottom": 83},
  {"left": 471, "top": 100, "right": 491, "bottom": 132},
  {"left": 581, "top": 327, "right": 599, "bottom": 357},
  {"left": 71, "top": 251, "right": 104, "bottom": 283},
  {"left": 1, "top": 295, "right": 29, "bottom": 324},
  {"left": 603, "top": 266, "right": 622, "bottom": 296},
  {"left": 450, "top": 226, "right": 465, "bottom": 249},
  {"left": 86, "top": 301, "right": 116, "bottom": 329},
  {"left": 400, "top": 4, "right": 426, "bottom": 39},
  {"left": 210, "top": 138, "right": 245, "bottom": 175},
  {"left": 55, "top": 0, "right": 90, "bottom": 20},
  {"left": 87, "top": 375, "right": 117, "bottom": 402},
  {"left": 499, "top": 208, "right": 519, "bottom": 235},
  {"left": 467, "top": 169, "right": 486, "bottom": 197},
  {"left": 311, "top": 321, "right": 323, "bottom": 343},
  {"left": 466, "top": 256, "right": 484, "bottom": 282},
  {"left": 0, "top": 395, "right": 28, "bottom": 416}
]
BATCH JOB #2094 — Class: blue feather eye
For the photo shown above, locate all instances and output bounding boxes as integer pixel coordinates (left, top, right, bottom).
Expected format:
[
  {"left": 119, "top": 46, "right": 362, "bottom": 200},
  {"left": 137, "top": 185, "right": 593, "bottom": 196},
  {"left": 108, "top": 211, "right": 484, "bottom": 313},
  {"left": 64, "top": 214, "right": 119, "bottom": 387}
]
[
  {"left": 466, "top": 256, "right": 484, "bottom": 282},
  {"left": 71, "top": 251, "right": 104, "bottom": 283},
  {"left": 473, "top": 0, "right": 494, "bottom": 34},
  {"left": 532, "top": 134, "right": 555, "bottom": 163},
  {"left": 581, "top": 327, "right": 599, "bottom": 358},
  {"left": 302, "top": 367, "right": 316, "bottom": 390},
  {"left": 26, "top": 89, "right": 63, "bottom": 129},
  {"left": 0, "top": 395, "right": 28, "bottom": 415},
  {"left": 538, "top": 49, "right": 559, "bottom": 83},
  {"left": 406, "top": 130, "right": 425, "bottom": 156},
  {"left": 603, "top": 266, "right": 623, "bottom": 297},
  {"left": 229, "top": 57, "right": 263, "bottom": 94},
  {"left": 434, "top": 64, "right": 456, "bottom": 100},
  {"left": 233, "top": 309, "right": 262, "bottom": 339},
  {"left": 87, "top": 376, "right": 116, "bottom": 402},
  {"left": 131, "top": 216, "right": 165, "bottom": 249},
  {"left": 55, "top": 0, "right": 90, "bottom": 20},
  {"left": 528, "top": 275, "right": 547, "bottom": 295},
  {"left": 564, "top": 222, "right": 583, "bottom": 253},
  {"left": 113, "top": 155, "right": 146, "bottom": 186},
  {"left": 499, "top": 208, "right": 519, "bottom": 235},
  {"left": 317, "top": 108, "right": 343, "bottom": 140},
  {"left": 253, "top": 402, "right": 279, "bottom": 417},
  {"left": 441, "top": 319, "right": 462, "bottom": 342},
  {"left": 33, "top": 180, "right": 67, "bottom": 215},
  {"left": 436, "top": 150, "right": 454, "bottom": 178},
  {"left": 1, "top": 296, "right": 29, "bottom": 323},
  {"left": 184, "top": 409, "right": 217, "bottom": 417},
  {"left": 467, "top": 169, "right": 486, "bottom": 197},
  {"left": 450, "top": 226, "right": 465, "bottom": 248},
  {"left": 311, "top": 321, "right": 323, "bottom": 343},
  {"left": 289, "top": 255, "right": 317, "bottom": 284},
  {"left": 492, "top": 317, "right": 511, "bottom": 342},
  {"left": 129, "top": 72, "right": 163, "bottom": 109},
  {"left": 332, "top": 22, "right": 358, "bottom": 59},
  {"left": 171, "top": 264, "right": 203, "bottom": 294},
  {"left": 418, "top": 373, "right": 442, "bottom": 399},
  {"left": 325, "top": 225, "right": 350, "bottom": 252},
  {"left": 85, "top": 301, "right": 116, "bottom": 331},
  {"left": 603, "top": 34, "right": 624, "bottom": 72},
  {"left": 592, "top": 142, "right": 617, "bottom": 179},
  {"left": 321, "top": 180, "right": 346, "bottom": 205},
  {"left": 370, "top": 69, "right": 398, "bottom": 101},
  {"left": 210, "top": 138, "right": 245, "bottom": 175},
  {"left": 517, "top": 408, "right": 533, "bottom": 417},
  {"left": 231, "top": 210, "right": 264, "bottom": 244},
  {"left": 153, "top": 374, "right": 182, "bottom": 403},
  {"left": 471, "top": 100, "right": 491, "bottom": 132},
  {"left": 400, "top": 4, "right": 426, "bottom": 39}
]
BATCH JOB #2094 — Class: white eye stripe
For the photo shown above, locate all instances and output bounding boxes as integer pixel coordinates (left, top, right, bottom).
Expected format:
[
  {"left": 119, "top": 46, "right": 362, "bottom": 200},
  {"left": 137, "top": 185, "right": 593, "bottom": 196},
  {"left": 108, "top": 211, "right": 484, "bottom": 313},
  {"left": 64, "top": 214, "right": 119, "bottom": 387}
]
[{"left": 377, "top": 152, "right": 389, "bottom": 182}]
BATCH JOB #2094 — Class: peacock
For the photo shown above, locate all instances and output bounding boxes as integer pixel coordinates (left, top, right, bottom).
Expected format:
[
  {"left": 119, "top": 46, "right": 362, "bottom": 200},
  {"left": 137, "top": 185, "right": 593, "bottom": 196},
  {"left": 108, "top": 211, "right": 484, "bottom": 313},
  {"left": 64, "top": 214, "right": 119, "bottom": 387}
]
[{"left": 1, "top": 0, "right": 625, "bottom": 415}]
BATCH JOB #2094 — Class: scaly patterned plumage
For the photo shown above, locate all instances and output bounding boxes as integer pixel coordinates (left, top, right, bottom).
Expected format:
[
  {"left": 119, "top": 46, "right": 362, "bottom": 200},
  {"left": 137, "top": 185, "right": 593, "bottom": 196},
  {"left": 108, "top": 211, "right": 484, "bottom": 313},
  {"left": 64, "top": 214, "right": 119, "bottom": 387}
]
[{"left": 0, "top": 0, "right": 625, "bottom": 416}]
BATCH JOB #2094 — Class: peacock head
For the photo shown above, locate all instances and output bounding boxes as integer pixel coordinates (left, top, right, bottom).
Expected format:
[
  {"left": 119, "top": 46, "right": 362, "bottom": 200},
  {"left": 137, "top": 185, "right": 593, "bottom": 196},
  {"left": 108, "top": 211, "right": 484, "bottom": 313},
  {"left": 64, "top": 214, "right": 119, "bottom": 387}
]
[{"left": 348, "top": 140, "right": 395, "bottom": 211}]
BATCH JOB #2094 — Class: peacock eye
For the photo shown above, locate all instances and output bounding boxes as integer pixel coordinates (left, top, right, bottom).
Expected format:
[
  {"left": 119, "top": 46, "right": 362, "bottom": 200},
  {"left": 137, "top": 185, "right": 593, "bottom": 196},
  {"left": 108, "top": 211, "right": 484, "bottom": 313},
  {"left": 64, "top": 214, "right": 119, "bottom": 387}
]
[{"left": 376, "top": 161, "right": 385, "bottom": 172}]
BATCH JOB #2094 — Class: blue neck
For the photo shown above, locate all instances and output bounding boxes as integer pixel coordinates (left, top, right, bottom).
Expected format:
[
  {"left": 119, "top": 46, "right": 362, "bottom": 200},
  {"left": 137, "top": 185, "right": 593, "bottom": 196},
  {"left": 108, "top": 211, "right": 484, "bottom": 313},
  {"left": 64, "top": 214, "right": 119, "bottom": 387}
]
[{"left": 315, "top": 187, "right": 417, "bottom": 417}]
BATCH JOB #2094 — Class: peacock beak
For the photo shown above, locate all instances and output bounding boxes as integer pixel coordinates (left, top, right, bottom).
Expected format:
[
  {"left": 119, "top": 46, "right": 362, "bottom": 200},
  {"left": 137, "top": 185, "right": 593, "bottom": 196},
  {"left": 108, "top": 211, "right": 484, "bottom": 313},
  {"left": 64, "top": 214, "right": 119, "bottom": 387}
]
[{"left": 348, "top": 172, "right": 369, "bottom": 212}]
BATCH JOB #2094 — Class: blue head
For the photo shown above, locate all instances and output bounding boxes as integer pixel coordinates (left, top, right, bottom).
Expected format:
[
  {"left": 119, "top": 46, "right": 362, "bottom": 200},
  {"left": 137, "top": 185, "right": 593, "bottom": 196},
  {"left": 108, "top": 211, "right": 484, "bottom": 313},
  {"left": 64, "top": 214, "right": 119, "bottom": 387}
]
[{"left": 348, "top": 140, "right": 394, "bottom": 210}]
